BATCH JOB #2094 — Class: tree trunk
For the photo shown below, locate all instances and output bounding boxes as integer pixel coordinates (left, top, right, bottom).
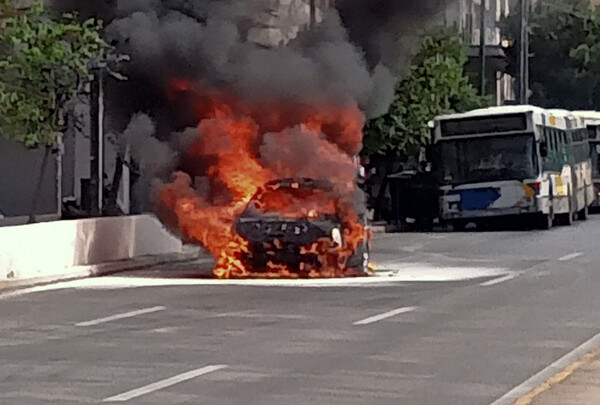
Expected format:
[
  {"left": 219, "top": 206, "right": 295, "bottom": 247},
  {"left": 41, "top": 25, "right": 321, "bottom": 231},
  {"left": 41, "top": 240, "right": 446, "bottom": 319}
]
[
  {"left": 28, "top": 145, "right": 52, "bottom": 224},
  {"left": 104, "top": 155, "right": 124, "bottom": 215}
]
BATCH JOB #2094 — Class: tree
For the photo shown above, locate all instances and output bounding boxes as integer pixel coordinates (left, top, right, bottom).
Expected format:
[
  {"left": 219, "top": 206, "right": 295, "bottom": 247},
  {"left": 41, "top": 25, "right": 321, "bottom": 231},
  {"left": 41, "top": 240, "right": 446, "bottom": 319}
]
[
  {"left": 500, "top": 0, "right": 600, "bottom": 109},
  {"left": 0, "top": 0, "right": 109, "bottom": 222},
  {"left": 362, "top": 28, "right": 487, "bottom": 221},
  {"left": 364, "top": 27, "right": 487, "bottom": 160}
]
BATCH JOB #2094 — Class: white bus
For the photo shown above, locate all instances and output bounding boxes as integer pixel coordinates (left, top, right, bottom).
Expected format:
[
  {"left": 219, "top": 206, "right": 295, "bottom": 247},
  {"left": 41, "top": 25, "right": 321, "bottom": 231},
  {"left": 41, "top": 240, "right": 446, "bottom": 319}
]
[
  {"left": 431, "top": 105, "right": 594, "bottom": 230},
  {"left": 572, "top": 111, "right": 600, "bottom": 210}
]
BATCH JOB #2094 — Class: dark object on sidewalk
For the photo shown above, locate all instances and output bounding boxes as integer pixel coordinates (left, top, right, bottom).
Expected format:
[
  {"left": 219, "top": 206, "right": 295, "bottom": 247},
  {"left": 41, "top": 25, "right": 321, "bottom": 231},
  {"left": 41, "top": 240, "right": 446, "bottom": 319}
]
[{"left": 388, "top": 171, "right": 439, "bottom": 231}]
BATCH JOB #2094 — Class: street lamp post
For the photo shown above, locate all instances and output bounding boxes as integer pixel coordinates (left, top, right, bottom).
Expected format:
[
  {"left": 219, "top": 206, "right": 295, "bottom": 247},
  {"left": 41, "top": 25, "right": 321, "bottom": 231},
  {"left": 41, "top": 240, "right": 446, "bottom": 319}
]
[
  {"left": 519, "top": 0, "right": 529, "bottom": 104},
  {"left": 89, "top": 66, "right": 104, "bottom": 217},
  {"left": 87, "top": 55, "right": 129, "bottom": 217},
  {"left": 480, "top": 0, "right": 487, "bottom": 97}
]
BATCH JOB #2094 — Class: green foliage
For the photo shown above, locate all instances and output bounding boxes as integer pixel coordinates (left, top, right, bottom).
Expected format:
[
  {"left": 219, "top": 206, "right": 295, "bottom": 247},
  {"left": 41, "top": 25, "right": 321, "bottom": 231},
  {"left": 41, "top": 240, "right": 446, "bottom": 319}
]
[
  {"left": 501, "top": 0, "right": 600, "bottom": 109},
  {"left": 0, "top": 0, "right": 109, "bottom": 148},
  {"left": 364, "top": 28, "right": 487, "bottom": 158}
]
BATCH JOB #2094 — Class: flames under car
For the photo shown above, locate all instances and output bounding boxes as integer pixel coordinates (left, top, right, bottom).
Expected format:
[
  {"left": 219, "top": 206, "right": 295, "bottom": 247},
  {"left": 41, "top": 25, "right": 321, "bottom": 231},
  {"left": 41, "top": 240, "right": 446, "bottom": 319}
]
[{"left": 234, "top": 178, "right": 370, "bottom": 276}]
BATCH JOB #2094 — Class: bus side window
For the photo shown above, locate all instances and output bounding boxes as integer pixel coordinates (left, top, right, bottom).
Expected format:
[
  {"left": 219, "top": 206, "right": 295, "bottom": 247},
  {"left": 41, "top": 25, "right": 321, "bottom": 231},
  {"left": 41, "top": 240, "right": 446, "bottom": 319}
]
[
  {"left": 551, "top": 130, "right": 558, "bottom": 162},
  {"left": 562, "top": 131, "right": 570, "bottom": 163}
]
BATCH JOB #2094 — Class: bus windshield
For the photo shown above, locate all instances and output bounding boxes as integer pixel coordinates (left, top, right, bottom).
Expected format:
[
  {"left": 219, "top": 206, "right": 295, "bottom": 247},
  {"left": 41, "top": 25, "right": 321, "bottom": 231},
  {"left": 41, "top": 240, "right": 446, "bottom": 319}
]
[{"left": 435, "top": 134, "right": 538, "bottom": 185}]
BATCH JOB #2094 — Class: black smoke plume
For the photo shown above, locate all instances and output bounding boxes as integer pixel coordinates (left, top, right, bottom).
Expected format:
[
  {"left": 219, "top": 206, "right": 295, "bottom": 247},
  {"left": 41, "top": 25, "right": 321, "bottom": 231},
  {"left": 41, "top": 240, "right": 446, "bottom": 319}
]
[{"left": 50, "top": 0, "right": 454, "bottom": 210}]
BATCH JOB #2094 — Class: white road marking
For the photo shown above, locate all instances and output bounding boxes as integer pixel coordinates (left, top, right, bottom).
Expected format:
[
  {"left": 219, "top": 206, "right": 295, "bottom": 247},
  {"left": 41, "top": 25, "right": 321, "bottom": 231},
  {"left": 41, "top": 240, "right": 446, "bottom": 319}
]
[
  {"left": 373, "top": 263, "right": 507, "bottom": 281},
  {"left": 489, "top": 331, "right": 600, "bottom": 405},
  {"left": 103, "top": 365, "right": 228, "bottom": 402},
  {"left": 353, "top": 306, "right": 416, "bottom": 325},
  {"left": 479, "top": 273, "right": 518, "bottom": 287},
  {"left": 399, "top": 244, "right": 424, "bottom": 253},
  {"left": 0, "top": 263, "right": 509, "bottom": 299},
  {"left": 210, "top": 311, "right": 307, "bottom": 320},
  {"left": 75, "top": 306, "right": 165, "bottom": 327},
  {"left": 558, "top": 252, "right": 584, "bottom": 262}
]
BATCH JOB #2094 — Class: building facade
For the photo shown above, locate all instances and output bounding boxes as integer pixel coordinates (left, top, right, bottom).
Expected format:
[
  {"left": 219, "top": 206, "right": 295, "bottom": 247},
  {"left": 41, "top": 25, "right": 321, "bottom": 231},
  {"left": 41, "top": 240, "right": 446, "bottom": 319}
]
[
  {"left": 248, "top": 0, "right": 335, "bottom": 47},
  {"left": 444, "top": 0, "right": 516, "bottom": 105}
]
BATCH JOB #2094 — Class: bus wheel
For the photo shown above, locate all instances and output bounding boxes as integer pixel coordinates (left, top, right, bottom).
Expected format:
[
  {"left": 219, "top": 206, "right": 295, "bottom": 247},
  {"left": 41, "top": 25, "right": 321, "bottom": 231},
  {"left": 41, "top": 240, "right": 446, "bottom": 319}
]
[
  {"left": 560, "top": 190, "right": 574, "bottom": 226},
  {"left": 536, "top": 213, "right": 553, "bottom": 230},
  {"left": 579, "top": 186, "right": 589, "bottom": 221},
  {"left": 451, "top": 220, "right": 466, "bottom": 232}
]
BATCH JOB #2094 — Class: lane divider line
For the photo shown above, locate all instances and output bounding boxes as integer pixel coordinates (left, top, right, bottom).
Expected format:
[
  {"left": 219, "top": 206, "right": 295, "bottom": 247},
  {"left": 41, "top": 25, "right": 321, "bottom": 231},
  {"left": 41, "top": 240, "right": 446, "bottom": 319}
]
[
  {"left": 75, "top": 306, "right": 166, "bottom": 327},
  {"left": 558, "top": 252, "right": 583, "bottom": 262},
  {"left": 489, "top": 330, "right": 600, "bottom": 405},
  {"left": 103, "top": 365, "right": 228, "bottom": 402},
  {"left": 480, "top": 274, "right": 518, "bottom": 287},
  {"left": 353, "top": 306, "right": 416, "bottom": 325}
]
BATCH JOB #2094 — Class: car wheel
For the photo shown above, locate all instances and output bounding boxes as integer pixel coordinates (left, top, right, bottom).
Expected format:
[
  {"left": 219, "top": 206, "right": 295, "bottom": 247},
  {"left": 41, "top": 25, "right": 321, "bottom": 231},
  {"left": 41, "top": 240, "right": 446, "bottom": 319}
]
[{"left": 345, "top": 242, "right": 370, "bottom": 275}]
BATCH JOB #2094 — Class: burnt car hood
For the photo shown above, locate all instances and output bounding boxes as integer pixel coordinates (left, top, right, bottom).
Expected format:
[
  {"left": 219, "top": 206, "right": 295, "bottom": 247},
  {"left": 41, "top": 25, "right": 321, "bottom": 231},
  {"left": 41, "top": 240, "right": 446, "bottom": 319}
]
[{"left": 235, "top": 215, "right": 339, "bottom": 245}]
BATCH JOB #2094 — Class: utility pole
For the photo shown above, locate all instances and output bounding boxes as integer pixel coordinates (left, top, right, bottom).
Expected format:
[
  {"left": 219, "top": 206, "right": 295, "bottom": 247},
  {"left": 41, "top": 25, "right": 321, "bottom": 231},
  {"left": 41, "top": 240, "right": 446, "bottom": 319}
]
[
  {"left": 310, "top": 0, "right": 316, "bottom": 28},
  {"left": 519, "top": 0, "right": 529, "bottom": 104},
  {"left": 479, "top": 0, "right": 487, "bottom": 96},
  {"left": 88, "top": 67, "right": 104, "bottom": 217},
  {"left": 86, "top": 55, "right": 129, "bottom": 217}
]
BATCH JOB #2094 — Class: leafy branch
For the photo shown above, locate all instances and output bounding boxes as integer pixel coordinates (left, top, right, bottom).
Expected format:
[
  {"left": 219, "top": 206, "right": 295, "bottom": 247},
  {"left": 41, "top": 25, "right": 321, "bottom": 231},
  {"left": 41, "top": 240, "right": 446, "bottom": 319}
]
[{"left": 0, "top": 0, "right": 111, "bottom": 148}]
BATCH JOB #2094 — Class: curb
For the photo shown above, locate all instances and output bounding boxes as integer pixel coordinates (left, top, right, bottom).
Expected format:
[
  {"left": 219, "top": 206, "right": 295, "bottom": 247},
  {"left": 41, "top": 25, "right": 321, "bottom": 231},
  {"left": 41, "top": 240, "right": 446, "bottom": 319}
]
[
  {"left": 513, "top": 347, "right": 600, "bottom": 405},
  {"left": 0, "top": 247, "right": 205, "bottom": 292}
]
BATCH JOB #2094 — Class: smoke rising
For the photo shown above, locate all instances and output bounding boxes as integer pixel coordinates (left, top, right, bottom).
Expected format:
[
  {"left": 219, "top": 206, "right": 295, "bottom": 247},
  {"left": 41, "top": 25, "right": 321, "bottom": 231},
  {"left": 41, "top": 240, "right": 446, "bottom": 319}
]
[
  {"left": 51, "top": 0, "right": 454, "bottom": 210},
  {"left": 336, "top": 0, "right": 455, "bottom": 71}
]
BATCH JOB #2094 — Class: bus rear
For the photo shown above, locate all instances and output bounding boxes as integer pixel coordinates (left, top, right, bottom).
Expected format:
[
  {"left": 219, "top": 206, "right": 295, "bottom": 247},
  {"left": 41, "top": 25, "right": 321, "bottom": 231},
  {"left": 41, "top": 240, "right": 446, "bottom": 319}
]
[{"left": 573, "top": 112, "right": 600, "bottom": 209}]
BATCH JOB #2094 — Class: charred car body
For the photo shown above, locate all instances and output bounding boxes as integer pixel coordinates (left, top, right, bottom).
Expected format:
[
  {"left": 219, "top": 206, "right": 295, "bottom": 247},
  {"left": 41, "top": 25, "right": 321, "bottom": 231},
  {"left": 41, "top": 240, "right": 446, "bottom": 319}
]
[{"left": 235, "top": 178, "right": 370, "bottom": 277}]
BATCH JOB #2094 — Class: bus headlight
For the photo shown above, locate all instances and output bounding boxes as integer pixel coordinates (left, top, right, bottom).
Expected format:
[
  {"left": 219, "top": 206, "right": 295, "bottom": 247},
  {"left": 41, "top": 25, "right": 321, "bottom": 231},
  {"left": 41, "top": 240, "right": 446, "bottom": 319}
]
[{"left": 331, "top": 228, "right": 342, "bottom": 246}]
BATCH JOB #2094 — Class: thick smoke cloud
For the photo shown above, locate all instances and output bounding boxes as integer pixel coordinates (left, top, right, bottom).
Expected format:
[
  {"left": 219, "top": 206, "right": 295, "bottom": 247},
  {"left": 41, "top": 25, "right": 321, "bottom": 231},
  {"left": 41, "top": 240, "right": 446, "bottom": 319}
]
[
  {"left": 336, "top": 0, "right": 455, "bottom": 71},
  {"left": 50, "top": 0, "right": 454, "bottom": 209},
  {"left": 50, "top": 1, "right": 453, "bottom": 128}
]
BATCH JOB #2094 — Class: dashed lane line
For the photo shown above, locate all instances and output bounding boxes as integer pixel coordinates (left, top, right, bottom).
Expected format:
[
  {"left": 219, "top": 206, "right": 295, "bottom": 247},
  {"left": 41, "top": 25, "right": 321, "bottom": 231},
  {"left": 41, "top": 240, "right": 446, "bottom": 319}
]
[
  {"left": 103, "top": 365, "right": 228, "bottom": 402},
  {"left": 480, "top": 273, "right": 518, "bottom": 287},
  {"left": 558, "top": 252, "right": 584, "bottom": 262},
  {"left": 353, "top": 306, "right": 416, "bottom": 326},
  {"left": 75, "top": 306, "right": 166, "bottom": 327}
]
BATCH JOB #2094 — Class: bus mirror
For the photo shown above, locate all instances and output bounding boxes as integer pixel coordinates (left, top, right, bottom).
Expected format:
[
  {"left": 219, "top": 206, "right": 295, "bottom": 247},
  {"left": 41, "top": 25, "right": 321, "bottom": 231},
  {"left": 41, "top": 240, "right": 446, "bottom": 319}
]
[{"left": 540, "top": 142, "right": 548, "bottom": 158}]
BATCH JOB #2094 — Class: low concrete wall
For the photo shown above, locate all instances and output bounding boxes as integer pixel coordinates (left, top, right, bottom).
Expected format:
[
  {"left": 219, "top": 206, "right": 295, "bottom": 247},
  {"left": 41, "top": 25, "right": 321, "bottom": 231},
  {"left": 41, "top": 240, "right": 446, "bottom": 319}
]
[{"left": 0, "top": 215, "right": 182, "bottom": 281}]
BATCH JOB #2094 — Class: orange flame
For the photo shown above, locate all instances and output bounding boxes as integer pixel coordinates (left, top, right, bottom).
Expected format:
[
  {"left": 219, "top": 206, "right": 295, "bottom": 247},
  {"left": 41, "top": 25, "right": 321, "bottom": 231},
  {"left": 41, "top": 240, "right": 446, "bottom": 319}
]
[{"left": 158, "top": 79, "right": 370, "bottom": 278}]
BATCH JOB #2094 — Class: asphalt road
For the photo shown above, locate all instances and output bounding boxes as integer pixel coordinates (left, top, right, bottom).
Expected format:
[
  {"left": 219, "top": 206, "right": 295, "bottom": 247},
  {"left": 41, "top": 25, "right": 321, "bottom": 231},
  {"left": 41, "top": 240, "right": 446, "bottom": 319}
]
[{"left": 3, "top": 217, "right": 600, "bottom": 404}]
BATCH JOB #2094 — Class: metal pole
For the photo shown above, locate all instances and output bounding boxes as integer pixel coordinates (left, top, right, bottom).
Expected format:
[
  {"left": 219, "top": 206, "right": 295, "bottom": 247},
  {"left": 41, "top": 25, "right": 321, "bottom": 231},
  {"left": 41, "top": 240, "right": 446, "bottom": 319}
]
[
  {"left": 89, "top": 68, "right": 104, "bottom": 216},
  {"left": 479, "top": 0, "right": 486, "bottom": 96},
  {"left": 519, "top": 0, "right": 528, "bottom": 104},
  {"left": 524, "top": 0, "right": 530, "bottom": 104}
]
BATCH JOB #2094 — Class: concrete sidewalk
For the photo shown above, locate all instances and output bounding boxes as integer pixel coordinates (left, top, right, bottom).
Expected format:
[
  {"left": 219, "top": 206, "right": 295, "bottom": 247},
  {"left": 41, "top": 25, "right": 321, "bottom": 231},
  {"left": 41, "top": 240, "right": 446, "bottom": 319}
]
[
  {"left": 0, "top": 244, "right": 205, "bottom": 291},
  {"left": 521, "top": 349, "right": 600, "bottom": 405}
]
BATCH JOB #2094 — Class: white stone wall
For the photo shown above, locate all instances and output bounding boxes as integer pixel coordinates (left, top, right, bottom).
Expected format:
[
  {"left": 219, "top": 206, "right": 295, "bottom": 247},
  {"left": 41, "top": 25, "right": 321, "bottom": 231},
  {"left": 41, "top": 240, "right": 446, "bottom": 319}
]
[{"left": 0, "top": 215, "right": 183, "bottom": 281}]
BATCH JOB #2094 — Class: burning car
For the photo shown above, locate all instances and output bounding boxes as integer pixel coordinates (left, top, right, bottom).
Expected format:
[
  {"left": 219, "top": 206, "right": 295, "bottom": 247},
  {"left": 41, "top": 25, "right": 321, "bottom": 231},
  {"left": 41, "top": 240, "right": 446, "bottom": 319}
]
[{"left": 234, "top": 178, "right": 370, "bottom": 277}]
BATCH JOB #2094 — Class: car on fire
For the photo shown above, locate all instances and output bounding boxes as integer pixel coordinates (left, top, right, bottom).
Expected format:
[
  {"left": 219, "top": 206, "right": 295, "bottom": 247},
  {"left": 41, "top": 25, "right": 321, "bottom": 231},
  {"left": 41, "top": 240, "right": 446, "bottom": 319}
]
[{"left": 234, "top": 178, "right": 370, "bottom": 277}]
